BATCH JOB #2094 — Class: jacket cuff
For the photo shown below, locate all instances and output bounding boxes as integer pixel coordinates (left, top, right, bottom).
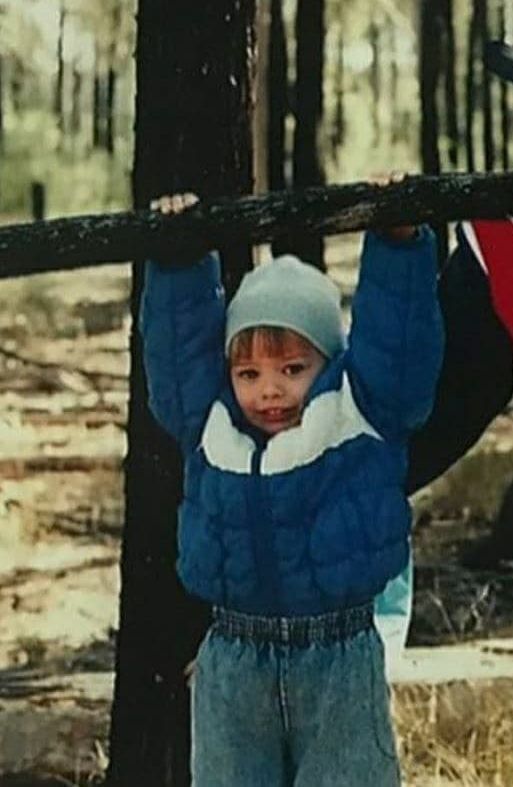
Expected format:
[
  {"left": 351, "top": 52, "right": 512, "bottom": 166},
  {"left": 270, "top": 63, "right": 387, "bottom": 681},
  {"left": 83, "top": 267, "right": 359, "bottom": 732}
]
[
  {"left": 360, "top": 225, "right": 438, "bottom": 296},
  {"left": 144, "top": 251, "right": 223, "bottom": 306}
]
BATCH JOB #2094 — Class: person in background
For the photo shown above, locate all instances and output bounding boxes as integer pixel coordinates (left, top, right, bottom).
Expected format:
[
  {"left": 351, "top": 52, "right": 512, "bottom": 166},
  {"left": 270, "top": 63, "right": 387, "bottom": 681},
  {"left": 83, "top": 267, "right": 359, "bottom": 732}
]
[{"left": 376, "top": 42, "right": 513, "bottom": 669}]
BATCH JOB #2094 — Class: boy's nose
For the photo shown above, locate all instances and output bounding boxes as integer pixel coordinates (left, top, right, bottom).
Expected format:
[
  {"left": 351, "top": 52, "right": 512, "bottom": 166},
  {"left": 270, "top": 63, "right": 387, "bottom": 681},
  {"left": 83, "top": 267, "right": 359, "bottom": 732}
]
[{"left": 261, "top": 378, "right": 283, "bottom": 399}]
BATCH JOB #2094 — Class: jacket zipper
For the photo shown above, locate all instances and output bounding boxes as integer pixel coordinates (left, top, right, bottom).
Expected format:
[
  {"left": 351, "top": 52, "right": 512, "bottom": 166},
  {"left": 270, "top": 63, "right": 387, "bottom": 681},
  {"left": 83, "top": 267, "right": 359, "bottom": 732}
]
[{"left": 250, "top": 446, "right": 281, "bottom": 614}]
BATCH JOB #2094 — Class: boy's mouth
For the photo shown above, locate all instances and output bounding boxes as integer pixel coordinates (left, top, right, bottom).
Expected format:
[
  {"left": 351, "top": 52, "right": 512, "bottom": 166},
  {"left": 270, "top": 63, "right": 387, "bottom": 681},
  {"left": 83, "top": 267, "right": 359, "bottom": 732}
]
[{"left": 258, "top": 407, "right": 296, "bottom": 423}]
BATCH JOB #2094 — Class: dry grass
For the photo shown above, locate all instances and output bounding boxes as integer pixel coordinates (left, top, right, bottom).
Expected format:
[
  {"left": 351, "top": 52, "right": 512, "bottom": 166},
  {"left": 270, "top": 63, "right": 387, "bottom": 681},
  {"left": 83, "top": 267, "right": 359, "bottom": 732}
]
[{"left": 394, "top": 680, "right": 513, "bottom": 786}]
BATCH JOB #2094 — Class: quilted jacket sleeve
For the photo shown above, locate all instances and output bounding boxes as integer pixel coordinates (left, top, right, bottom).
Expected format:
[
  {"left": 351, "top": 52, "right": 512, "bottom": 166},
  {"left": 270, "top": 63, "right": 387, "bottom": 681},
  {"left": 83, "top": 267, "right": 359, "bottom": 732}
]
[
  {"left": 139, "top": 251, "right": 226, "bottom": 455},
  {"left": 346, "top": 226, "right": 444, "bottom": 442}
]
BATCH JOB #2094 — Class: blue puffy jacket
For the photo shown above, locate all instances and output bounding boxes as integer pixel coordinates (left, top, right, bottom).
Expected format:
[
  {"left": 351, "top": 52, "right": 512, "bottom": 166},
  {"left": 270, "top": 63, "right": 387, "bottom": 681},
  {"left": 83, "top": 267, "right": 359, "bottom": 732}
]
[{"left": 139, "top": 228, "right": 444, "bottom": 616}]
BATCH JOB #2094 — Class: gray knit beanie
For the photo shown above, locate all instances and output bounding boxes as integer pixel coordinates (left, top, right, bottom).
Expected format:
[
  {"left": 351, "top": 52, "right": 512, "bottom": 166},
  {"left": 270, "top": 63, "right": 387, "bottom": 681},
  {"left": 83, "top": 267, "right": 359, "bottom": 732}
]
[{"left": 225, "top": 255, "right": 344, "bottom": 358}]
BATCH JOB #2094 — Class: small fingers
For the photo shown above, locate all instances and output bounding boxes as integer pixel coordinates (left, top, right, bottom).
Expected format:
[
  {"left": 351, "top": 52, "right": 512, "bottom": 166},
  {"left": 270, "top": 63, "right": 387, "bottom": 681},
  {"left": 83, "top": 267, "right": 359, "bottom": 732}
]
[
  {"left": 368, "top": 174, "right": 390, "bottom": 187},
  {"left": 368, "top": 171, "right": 406, "bottom": 187},
  {"left": 184, "top": 659, "right": 196, "bottom": 688},
  {"left": 183, "top": 660, "right": 196, "bottom": 678},
  {"left": 150, "top": 192, "right": 199, "bottom": 214},
  {"left": 183, "top": 192, "right": 199, "bottom": 208}
]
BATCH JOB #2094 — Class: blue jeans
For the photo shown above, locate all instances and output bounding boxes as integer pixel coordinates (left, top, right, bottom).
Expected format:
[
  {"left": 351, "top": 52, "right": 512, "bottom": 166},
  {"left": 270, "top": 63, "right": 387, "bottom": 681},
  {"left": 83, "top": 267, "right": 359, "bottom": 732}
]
[{"left": 191, "top": 605, "right": 401, "bottom": 786}]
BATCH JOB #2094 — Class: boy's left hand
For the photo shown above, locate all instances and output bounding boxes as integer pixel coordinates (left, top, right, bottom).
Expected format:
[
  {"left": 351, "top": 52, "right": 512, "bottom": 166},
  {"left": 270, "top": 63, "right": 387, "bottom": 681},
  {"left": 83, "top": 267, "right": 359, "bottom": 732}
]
[
  {"left": 150, "top": 192, "right": 199, "bottom": 214},
  {"left": 369, "top": 172, "right": 416, "bottom": 241},
  {"left": 184, "top": 658, "right": 196, "bottom": 688}
]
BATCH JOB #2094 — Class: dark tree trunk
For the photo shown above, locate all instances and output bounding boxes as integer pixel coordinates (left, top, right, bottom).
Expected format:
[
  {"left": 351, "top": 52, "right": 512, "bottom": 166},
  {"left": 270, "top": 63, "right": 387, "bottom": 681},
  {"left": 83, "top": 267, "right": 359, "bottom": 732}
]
[
  {"left": 330, "top": 9, "right": 345, "bottom": 155},
  {"left": 106, "top": 67, "right": 116, "bottom": 155},
  {"left": 442, "top": 0, "right": 459, "bottom": 167},
  {"left": 268, "top": 0, "right": 287, "bottom": 192},
  {"left": 369, "top": 20, "right": 380, "bottom": 145},
  {"left": 466, "top": 1, "right": 479, "bottom": 170},
  {"left": 253, "top": 0, "right": 269, "bottom": 196},
  {"left": 10, "top": 57, "right": 23, "bottom": 114},
  {"left": 106, "top": 2, "right": 255, "bottom": 786},
  {"left": 499, "top": 3, "right": 510, "bottom": 170},
  {"left": 388, "top": 22, "right": 399, "bottom": 145},
  {"left": 0, "top": 55, "right": 4, "bottom": 151},
  {"left": 31, "top": 182, "right": 45, "bottom": 221},
  {"left": 478, "top": 0, "right": 494, "bottom": 170},
  {"left": 499, "top": 73, "right": 510, "bottom": 170},
  {"left": 292, "top": 0, "right": 325, "bottom": 269},
  {"left": 106, "top": 2, "right": 121, "bottom": 156},
  {"left": 420, "top": 0, "right": 447, "bottom": 260},
  {"left": 71, "top": 66, "right": 82, "bottom": 135},
  {"left": 420, "top": 0, "right": 442, "bottom": 174},
  {"left": 93, "top": 44, "right": 103, "bottom": 149},
  {"left": 54, "top": 2, "right": 65, "bottom": 134}
]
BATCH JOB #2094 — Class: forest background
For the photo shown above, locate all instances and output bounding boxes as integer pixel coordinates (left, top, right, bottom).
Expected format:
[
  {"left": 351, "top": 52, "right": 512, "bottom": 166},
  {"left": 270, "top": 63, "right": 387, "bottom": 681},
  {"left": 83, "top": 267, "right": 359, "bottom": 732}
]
[{"left": 1, "top": 0, "right": 513, "bottom": 786}]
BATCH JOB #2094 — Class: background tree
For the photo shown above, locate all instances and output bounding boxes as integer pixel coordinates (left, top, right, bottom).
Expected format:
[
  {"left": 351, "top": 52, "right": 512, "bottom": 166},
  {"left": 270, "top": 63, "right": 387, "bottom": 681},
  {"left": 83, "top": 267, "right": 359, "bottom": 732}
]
[
  {"left": 292, "top": 0, "right": 325, "bottom": 269},
  {"left": 442, "top": 0, "right": 459, "bottom": 168},
  {"left": 106, "top": 2, "right": 255, "bottom": 786},
  {"left": 268, "top": 0, "right": 287, "bottom": 194},
  {"left": 466, "top": 0, "right": 479, "bottom": 170},
  {"left": 54, "top": 0, "right": 65, "bottom": 136},
  {"left": 419, "top": 0, "right": 447, "bottom": 258},
  {"left": 478, "top": 0, "right": 494, "bottom": 170}
]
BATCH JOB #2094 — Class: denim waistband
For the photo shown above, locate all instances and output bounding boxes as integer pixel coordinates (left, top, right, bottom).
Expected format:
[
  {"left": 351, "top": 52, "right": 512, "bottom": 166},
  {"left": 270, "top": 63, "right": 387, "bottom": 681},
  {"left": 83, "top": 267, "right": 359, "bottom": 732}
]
[{"left": 211, "top": 603, "right": 374, "bottom": 647}]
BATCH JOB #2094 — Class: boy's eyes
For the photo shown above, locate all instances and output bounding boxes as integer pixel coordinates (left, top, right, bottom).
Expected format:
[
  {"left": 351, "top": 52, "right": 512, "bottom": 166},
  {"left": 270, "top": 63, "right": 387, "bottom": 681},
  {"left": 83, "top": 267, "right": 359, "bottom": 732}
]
[
  {"left": 284, "top": 363, "right": 306, "bottom": 376},
  {"left": 233, "top": 362, "right": 307, "bottom": 380},
  {"left": 236, "top": 368, "right": 259, "bottom": 380}
]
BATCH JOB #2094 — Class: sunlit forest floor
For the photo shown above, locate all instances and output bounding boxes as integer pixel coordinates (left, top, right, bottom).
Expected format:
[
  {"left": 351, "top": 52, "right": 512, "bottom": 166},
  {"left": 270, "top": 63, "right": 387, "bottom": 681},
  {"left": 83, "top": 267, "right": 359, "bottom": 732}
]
[{"left": 0, "top": 242, "right": 512, "bottom": 785}]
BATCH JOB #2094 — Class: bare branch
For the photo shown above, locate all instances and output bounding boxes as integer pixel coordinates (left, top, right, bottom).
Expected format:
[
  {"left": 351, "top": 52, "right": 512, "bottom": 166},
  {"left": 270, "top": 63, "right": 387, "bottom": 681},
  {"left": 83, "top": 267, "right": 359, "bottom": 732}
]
[{"left": 0, "top": 172, "right": 513, "bottom": 278}]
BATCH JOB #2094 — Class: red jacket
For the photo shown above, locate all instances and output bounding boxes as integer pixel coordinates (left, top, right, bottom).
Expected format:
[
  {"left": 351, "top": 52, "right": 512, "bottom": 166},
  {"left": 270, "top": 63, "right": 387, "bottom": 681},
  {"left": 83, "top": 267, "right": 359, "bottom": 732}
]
[{"left": 463, "top": 219, "right": 513, "bottom": 340}]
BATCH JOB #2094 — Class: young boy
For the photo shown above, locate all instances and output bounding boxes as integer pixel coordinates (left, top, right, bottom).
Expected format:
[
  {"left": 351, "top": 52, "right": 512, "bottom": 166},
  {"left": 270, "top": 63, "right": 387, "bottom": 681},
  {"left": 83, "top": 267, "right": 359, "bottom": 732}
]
[{"left": 139, "top": 191, "right": 444, "bottom": 786}]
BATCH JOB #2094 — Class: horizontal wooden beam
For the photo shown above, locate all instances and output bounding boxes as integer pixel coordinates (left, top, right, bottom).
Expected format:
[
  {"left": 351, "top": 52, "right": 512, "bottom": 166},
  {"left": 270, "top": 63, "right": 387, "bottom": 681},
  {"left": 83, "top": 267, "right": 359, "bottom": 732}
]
[{"left": 1, "top": 172, "right": 513, "bottom": 278}]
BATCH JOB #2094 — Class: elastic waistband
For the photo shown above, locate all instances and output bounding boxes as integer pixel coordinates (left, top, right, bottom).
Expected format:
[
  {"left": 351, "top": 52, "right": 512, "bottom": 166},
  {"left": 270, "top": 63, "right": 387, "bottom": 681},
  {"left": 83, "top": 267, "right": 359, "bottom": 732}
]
[{"left": 211, "top": 603, "right": 374, "bottom": 647}]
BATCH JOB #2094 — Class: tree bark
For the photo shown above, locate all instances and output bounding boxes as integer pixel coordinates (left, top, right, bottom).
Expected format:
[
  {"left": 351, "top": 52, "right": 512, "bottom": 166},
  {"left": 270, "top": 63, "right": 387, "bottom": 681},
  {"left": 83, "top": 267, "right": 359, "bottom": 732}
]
[
  {"left": 420, "top": 0, "right": 447, "bottom": 260},
  {"left": 253, "top": 0, "right": 270, "bottom": 196},
  {"left": 292, "top": 0, "right": 325, "bottom": 268},
  {"left": 478, "top": 0, "right": 494, "bottom": 170},
  {"left": 0, "top": 55, "right": 4, "bottom": 151},
  {"left": 330, "top": 6, "right": 345, "bottom": 155},
  {"left": 54, "top": 1, "right": 65, "bottom": 135},
  {"left": 106, "top": 67, "right": 116, "bottom": 155},
  {"left": 106, "top": 2, "right": 121, "bottom": 156},
  {"left": 71, "top": 66, "right": 82, "bottom": 136},
  {"left": 369, "top": 19, "right": 380, "bottom": 146},
  {"left": 106, "top": 2, "right": 255, "bottom": 786},
  {"left": 420, "top": 0, "right": 442, "bottom": 175},
  {"left": 466, "top": 1, "right": 479, "bottom": 170},
  {"left": 2, "top": 173, "right": 513, "bottom": 278},
  {"left": 443, "top": 0, "right": 459, "bottom": 168},
  {"left": 388, "top": 21, "right": 399, "bottom": 145},
  {"left": 499, "top": 2, "right": 510, "bottom": 171},
  {"left": 93, "top": 45, "right": 102, "bottom": 149},
  {"left": 268, "top": 0, "right": 287, "bottom": 193}
]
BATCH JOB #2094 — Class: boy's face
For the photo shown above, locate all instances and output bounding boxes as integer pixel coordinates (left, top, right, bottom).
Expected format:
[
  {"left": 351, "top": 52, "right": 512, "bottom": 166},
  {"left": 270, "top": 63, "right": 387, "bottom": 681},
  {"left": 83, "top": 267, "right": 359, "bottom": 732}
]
[{"left": 230, "top": 332, "right": 326, "bottom": 436}]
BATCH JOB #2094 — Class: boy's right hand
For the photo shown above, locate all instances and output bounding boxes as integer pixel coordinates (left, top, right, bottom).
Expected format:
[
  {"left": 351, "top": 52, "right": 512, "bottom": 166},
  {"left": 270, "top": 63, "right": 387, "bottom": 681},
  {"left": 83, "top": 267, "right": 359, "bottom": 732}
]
[
  {"left": 150, "top": 192, "right": 199, "bottom": 214},
  {"left": 184, "top": 659, "right": 196, "bottom": 688},
  {"left": 369, "top": 173, "right": 417, "bottom": 241}
]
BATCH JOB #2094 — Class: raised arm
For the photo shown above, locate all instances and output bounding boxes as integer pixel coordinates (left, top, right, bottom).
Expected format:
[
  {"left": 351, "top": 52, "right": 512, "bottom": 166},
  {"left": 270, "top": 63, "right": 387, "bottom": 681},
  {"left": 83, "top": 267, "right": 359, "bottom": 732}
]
[
  {"left": 346, "top": 226, "right": 444, "bottom": 442},
  {"left": 139, "top": 250, "right": 226, "bottom": 455}
]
